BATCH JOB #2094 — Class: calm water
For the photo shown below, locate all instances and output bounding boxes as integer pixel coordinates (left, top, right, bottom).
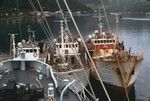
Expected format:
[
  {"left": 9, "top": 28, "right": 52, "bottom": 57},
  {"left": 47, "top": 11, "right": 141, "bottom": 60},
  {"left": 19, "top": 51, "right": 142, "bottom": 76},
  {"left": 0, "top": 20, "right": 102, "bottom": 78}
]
[
  {"left": 120, "top": 19, "right": 150, "bottom": 101},
  {"left": 0, "top": 16, "right": 150, "bottom": 101}
]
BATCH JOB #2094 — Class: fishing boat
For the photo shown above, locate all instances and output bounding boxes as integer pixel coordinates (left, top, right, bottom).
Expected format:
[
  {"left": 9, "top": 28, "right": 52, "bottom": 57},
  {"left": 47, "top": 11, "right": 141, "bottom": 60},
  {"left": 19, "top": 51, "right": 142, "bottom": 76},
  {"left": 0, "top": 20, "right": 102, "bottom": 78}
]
[
  {"left": 0, "top": 27, "right": 89, "bottom": 101},
  {"left": 87, "top": 11, "right": 143, "bottom": 94},
  {"left": 48, "top": 21, "right": 91, "bottom": 93}
]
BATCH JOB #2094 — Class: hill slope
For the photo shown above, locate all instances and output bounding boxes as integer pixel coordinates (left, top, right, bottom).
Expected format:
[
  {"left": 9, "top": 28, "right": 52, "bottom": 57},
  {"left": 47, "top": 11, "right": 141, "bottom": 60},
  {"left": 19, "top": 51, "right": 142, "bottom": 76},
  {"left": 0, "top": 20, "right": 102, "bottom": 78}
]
[{"left": 0, "top": 0, "right": 92, "bottom": 12}]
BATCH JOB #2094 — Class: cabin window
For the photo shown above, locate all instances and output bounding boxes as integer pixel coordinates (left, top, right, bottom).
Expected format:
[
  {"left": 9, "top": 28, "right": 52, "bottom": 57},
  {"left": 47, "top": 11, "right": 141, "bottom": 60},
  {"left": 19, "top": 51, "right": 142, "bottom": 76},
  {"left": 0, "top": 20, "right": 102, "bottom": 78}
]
[
  {"left": 113, "top": 40, "right": 115, "bottom": 43},
  {"left": 66, "top": 45, "right": 68, "bottom": 48},
  {"left": 72, "top": 44, "right": 74, "bottom": 47},
  {"left": 59, "top": 45, "right": 62, "bottom": 48},
  {"left": 26, "top": 50, "right": 29, "bottom": 52},
  {"left": 104, "top": 40, "right": 106, "bottom": 43},
  {"left": 65, "top": 50, "right": 68, "bottom": 54},
  {"left": 76, "top": 44, "right": 78, "bottom": 47},
  {"left": 34, "top": 49, "right": 37, "bottom": 52},
  {"left": 30, "top": 50, "right": 33, "bottom": 52},
  {"left": 98, "top": 40, "right": 100, "bottom": 43}
]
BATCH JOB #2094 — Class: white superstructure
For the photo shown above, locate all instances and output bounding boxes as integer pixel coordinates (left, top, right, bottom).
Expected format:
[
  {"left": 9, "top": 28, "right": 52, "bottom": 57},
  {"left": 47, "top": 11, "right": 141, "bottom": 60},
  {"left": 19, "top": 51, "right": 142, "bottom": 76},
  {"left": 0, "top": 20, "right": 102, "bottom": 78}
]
[{"left": 49, "top": 21, "right": 90, "bottom": 93}]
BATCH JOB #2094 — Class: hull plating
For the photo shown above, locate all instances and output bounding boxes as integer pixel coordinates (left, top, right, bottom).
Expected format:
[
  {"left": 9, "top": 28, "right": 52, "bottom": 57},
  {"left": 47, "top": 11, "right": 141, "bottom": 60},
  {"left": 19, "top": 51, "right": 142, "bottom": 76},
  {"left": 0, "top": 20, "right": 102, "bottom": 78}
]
[{"left": 91, "top": 57, "right": 143, "bottom": 88}]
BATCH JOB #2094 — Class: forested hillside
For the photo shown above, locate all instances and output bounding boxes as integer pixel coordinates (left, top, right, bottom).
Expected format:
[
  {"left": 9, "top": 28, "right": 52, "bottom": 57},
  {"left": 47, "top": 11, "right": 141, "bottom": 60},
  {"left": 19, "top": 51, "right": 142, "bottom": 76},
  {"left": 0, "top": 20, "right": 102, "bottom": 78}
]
[
  {"left": 0, "top": 0, "right": 150, "bottom": 13},
  {"left": 0, "top": 0, "right": 92, "bottom": 12}
]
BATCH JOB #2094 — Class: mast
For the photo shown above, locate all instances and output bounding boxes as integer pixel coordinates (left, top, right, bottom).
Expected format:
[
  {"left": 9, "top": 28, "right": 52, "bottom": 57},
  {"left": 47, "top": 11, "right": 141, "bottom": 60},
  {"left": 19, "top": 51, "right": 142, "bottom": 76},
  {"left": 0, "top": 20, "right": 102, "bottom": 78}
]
[
  {"left": 60, "top": 20, "right": 65, "bottom": 58},
  {"left": 27, "top": 25, "right": 35, "bottom": 43},
  {"left": 60, "top": 20, "right": 64, "bottom": 45},
  {"left": 32, "top": 30, "right": 36, "bottom": 42},
  {"left": 27, "top": 25, "right": 32, "bottom": 42},
  {"left": 98, "top": 10, "right": 103, "bottom": 34},
  {"left": 111, "top": 13, "right": 130, "bottom": 101},
  {"left": 9, "top": 34, "right": 18, "bottom": 58},
  {"left": 111, "top": 13, "right": 121, "bottom": 42}
]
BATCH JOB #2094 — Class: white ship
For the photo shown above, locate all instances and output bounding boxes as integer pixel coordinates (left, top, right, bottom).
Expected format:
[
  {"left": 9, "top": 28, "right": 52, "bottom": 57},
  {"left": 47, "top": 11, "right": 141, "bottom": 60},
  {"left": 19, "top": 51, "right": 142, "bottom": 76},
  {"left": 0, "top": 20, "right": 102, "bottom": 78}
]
[
  {"left": 48, "top": 21, "right": 91, "bottom": 93},
  {"left": 87, "top": 12, "right": 143, "bottom": 94},
  {"left": 0, "top": 26, "right": 90, "bottom": 101}
]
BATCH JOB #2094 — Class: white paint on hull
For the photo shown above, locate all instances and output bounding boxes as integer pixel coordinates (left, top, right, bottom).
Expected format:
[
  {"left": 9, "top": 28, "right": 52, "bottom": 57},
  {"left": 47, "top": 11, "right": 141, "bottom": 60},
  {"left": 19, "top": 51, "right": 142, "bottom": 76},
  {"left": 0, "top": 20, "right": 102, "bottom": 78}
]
[{"left": 92, "top": 59, "right": 142, "bottom": 88}]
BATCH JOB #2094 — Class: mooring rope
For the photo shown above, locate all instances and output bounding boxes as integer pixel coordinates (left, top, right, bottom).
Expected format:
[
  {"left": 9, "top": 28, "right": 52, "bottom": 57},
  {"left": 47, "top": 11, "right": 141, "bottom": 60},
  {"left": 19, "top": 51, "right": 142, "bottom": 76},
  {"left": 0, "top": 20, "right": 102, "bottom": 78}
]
[{"left": 115, "top": 55, "right": 130, "bottom": 101}]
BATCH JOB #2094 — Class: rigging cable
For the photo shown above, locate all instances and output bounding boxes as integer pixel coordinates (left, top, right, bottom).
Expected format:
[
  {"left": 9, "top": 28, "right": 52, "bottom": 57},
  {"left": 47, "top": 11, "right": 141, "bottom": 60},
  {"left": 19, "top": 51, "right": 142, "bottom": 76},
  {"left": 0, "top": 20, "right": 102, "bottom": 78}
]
[
  {"left": 36, "top": 0, "right": 58, "bottom": 51},
  {"left": 63, "top": 0, "right": 111, "bottom": 101},
  {"left": 31, "top": 0, "right": 67, "bottom": 65},
  {"left": 36, "top": 0, "right": 55, "bottom": 42},
  {"left": 16, "top": 0, "right": 22, "bottom": 40},
  {"left": 99, "top": 0, "right": 130, "bottom": 100},
  {"left": 29, "top": 0, "right": 97, "bottom": 100},
  {"left": 115, "top": 54, "right": 130, "bottom": 101},
  {"left": 55, "top": 0, "right": 97, "bottom": 99},
  {"left": 99, "top": 0, "right": 112, "bottom": 34},
  {"left": 31, "top": 0, "right": 77, "bottom": 85},
  {"left": 36, "top": 0, "right": 68, "bottom": 63},
  {"left": 28, "top": 0, "right": 55, "bottom": 51}
]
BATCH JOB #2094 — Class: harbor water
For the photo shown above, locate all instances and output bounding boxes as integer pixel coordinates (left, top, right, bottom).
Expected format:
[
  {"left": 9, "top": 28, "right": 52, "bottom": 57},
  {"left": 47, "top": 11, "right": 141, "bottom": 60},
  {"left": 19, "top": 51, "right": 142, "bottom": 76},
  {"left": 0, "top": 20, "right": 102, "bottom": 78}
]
[{"left": 0, "top": 15, "right": 149, "bottom": 101}]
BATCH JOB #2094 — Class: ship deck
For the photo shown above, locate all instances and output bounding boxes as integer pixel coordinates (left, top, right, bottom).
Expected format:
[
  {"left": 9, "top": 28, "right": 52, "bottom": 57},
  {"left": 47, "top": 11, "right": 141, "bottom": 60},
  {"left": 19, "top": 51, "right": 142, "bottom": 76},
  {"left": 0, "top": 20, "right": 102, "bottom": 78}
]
[{"left": 0, "top": 69, "right": 80, "bottom": 101}]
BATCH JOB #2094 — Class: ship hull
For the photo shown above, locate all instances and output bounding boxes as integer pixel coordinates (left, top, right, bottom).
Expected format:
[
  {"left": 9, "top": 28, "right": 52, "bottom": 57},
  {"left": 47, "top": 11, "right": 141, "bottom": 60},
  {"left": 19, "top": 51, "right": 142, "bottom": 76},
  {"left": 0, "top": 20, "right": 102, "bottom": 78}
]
[
  {"left": 90, "top": 75, "right": 135, "bottom": 101},
  {"left": 91, "top": 56, "right": 143, "bottom": 93},
  {"left": 0, "top": 59, "right": 82, "bottom": 101},
  {"left": 103, "top": 81, "right": 134, "bottom": 95},
  {"left": 54, "top": 68, "right": 90, "bottom": 93}
]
